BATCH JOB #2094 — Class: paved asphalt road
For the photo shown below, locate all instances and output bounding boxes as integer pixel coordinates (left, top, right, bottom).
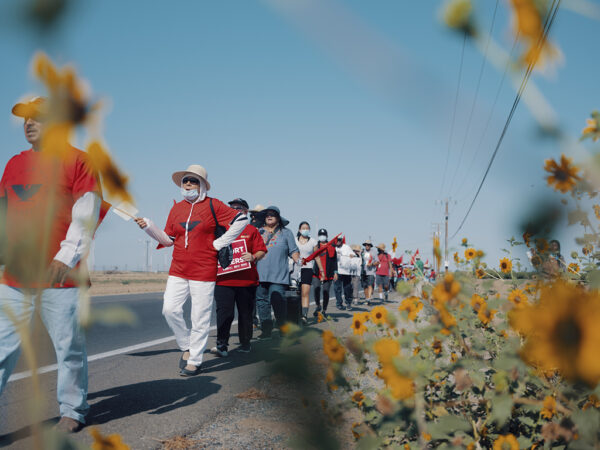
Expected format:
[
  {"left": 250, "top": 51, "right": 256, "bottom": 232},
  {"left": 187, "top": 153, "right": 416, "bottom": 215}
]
[{"left": 0, "top": 289, "right": 359, "bottom": 449}]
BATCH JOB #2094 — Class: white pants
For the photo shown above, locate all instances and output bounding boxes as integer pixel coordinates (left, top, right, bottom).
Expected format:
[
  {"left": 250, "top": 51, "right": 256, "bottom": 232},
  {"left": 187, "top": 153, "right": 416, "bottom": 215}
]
[{"left": 163, "top": 276, "right": 215, "bottom": 367}]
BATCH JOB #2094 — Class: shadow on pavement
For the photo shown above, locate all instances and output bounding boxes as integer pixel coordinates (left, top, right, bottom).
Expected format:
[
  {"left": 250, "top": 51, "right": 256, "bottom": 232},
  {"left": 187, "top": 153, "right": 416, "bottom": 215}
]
[
  {"left": 0, "top": 419, "right": 58, "bottom": 448},
  {"left": 87, "top": 375, "right": 221, "bottom": 424},
  {"left": 127, "top": 348, "right": 180, "bottom": 357},
  {"left": 200, "top": 337, "right": 283, "bottom": 374}
]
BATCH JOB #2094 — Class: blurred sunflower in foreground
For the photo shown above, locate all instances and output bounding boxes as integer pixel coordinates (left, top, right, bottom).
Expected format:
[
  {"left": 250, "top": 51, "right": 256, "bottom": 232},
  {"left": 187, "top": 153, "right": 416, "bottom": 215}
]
[
  {"left": 510, "top": 280, "right": 600, "bottom": 386},
  {"left": 544, "top": 154, "right": 581, "bottom": 194}
]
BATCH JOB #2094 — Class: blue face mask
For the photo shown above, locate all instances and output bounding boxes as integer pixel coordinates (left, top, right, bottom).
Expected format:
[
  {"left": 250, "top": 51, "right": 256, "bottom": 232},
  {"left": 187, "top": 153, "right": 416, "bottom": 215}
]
[
  {"left": 300, "top": 229, "right": 310, "bottom": 237},
  {"left": 181, "top": 187, "right": 199, "bottom": 201}
]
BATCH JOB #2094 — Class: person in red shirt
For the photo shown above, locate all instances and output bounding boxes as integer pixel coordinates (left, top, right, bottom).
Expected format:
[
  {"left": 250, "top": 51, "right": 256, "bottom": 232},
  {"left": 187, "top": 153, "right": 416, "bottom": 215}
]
[
  {"left": 375, "top": 243, "right": 393, "bottom": 302},
  {"left": 0, "top": 97, "right": 103, "bottom": 432},
  {"left": 210, "top": 198, "right": 267, "bottom": 356},
  {"left": 135, "top": 165, "right": 247, "bottom": 376},
  {"left": 311, "top": 228, "right": 338, "bottom": 316}
]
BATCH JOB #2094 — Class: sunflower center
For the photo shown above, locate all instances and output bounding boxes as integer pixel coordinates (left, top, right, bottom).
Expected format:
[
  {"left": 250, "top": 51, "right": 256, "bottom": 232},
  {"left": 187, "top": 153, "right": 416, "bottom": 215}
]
[
  {"left": 354, "top": 320, "right": 361, "bottom": 328},
  {"left": 555, "top": 169, "right": 568, "bottom": 182},
  {"left": 554, "top": 318, "right": 582, "bottom": 353}
]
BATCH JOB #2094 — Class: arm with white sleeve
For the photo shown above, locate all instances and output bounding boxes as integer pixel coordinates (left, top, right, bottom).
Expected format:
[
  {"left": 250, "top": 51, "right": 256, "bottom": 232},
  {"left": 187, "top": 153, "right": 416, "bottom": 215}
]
[
  {"left": 54, "top": 191, "right": 101, "bottom": 268},
  {"left": 213, "top": 212, "right": 248, "bottom": 251},
  {"left": 140, "top": 218, "right": 175, "bottom": 247}
]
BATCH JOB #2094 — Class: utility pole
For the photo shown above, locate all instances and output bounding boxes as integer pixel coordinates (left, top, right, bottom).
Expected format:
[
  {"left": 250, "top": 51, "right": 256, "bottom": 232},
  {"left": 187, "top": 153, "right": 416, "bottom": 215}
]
[
  {"left": 145, "top": 239, "right": 150, "bottom": 272},
  {"left": 444, "top": 199, "right": 449, "bottom": 273}
]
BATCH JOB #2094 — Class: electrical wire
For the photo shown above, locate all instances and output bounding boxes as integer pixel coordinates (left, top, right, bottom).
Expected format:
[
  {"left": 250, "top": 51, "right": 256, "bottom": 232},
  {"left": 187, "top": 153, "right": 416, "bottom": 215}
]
[
  {"left": 439, "top": 31, "right": 467, "bottom": 198},
  {"left": 448, "top": 0, "right": 500, "bottom": 196},
  {"left": 450, "top": 0, "right": 561, "bottom": 239}
]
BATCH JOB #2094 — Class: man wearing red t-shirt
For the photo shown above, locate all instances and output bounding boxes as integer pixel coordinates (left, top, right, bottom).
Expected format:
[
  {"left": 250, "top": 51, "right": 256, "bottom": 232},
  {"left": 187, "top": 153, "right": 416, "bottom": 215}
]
[
  {"left": 135, "top": 165, "right": 247, "bottom": 376},
  {"left": 375, "top": 243, "right": 393, "bottom": 302},
  {"left": 0, "top": 97, "right": 103, "bottom": 432},
  {"left": 211, "top": 198, "right": 267, "bottom": 356}
]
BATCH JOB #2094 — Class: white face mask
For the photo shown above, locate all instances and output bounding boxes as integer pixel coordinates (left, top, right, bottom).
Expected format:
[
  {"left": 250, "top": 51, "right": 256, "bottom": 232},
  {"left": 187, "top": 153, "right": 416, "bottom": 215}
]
[
  {"left": 181, "top": 187, "right": 199, "bottom": 201},
  {"left": 180, "top": 178, "right": 207, "bottom": 203},
  {"left": 318, "top": 235, "right": 327, "bottom": 242},
  {"left": 300, "top": 229, "right": 310, "bottom": 237}
]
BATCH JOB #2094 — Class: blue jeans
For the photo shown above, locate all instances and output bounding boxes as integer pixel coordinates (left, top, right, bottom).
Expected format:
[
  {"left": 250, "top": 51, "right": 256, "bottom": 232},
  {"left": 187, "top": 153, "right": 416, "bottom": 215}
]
[
  {"left": 0, "top": 285, "right": 88, "bottom": 423},
  {"left": 256, "top": 282, "right": 288, "bottom": 330},
  {"left": 334, "top": 275, "right": 353, "bottom": 307}
]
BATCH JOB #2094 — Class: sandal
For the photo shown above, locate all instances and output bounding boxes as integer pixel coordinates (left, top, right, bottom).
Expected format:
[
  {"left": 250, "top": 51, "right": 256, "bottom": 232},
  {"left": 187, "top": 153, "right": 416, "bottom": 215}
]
[
  {"left": 180, "top": 364, "right": 202, "bottom": 377},
  {"left": 179, "top": 350, "right": 190, "bottom": 369}
]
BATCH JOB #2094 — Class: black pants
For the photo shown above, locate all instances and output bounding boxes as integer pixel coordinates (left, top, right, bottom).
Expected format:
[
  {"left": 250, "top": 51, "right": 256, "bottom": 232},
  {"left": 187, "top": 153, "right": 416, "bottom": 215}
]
[
  {"left": 312, "top": 278, "right": 331, "bottom": 311},
  {"left": 335, "top": 274, "right": 353, "bottom": 307},
  {"left": 215, "top": 285, "right": 256, "bottom": 349}
]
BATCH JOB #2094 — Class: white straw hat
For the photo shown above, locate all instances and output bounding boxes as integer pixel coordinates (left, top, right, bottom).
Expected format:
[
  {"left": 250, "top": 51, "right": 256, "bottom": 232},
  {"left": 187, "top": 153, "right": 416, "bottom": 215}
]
[{"left": 171, "top": 164, "right": 211, "bottom": 191}]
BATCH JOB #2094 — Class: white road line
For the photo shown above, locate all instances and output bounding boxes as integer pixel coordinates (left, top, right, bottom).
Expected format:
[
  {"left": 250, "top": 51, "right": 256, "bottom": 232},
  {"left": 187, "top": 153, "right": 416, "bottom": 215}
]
[
  {"left": 6, "top": 296, "right": 339, "bottom": 383},
  {"left": 7, "top": 323, "right": 226, "bottom": 383}
]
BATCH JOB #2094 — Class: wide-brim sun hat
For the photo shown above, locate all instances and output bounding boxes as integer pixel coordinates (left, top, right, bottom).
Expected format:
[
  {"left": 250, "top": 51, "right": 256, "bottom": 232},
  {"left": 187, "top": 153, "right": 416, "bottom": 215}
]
[
  {"left": 250, "top": 204, "right": 265, "bottom": 213},
  {"left": 351, "top": 244, "right": 362, "bottom": 252},
  {"left": 376, "top": 243, "right": 386, "bottom": 251},
  {"left": 172, "top": 164, "right": 211, "bottom": 191},
  {"left": 263, "top": 205, "right": 289, "bottom": 227},
  {"left": 363, "top": 240, "right": 373, "bottom": 246}
]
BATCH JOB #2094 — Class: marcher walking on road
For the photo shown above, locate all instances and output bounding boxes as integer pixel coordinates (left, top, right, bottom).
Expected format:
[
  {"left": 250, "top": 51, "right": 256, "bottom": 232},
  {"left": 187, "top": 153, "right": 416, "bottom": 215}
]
[
  {"left": 134, "top": 165, "right": 247, "bottom": 376},
  {"left": 0, "top": 97, "right": 104, "bottom": 432},
  {"left": 350, "top": 245, "right": 363, "bottom": 304},
  {"left": 295, "top": 222, "right": 317, "bottom": 325},
  {"left": 211, "top": 198, "right": 267, "bottom": 356},
  {"left": 362, "top": 240, "right": 377, "bottom": 305},
  {"left": 256, "top": 206, "right": 300, "bottom": 339},
  {"left": 334, "top": 236, "right": 358, "bottom": 310},
  {"left": 375, "top": 243, "right": 393, "bottom": 302},
  {"left": 312, "top": 229, "right": 337, "bottom": 317}
]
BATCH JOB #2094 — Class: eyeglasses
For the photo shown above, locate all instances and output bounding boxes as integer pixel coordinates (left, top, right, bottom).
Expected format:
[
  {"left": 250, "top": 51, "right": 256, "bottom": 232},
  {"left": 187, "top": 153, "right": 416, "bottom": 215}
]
[{"left": 182, "top": 177, "right": 200, "bottom": 185}]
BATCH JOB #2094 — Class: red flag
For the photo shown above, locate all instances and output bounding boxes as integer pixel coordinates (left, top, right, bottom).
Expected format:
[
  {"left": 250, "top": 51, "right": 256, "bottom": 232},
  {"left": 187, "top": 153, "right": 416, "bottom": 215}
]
[{"left": 303, "top": 233, "right": 342, "bottom": 264}]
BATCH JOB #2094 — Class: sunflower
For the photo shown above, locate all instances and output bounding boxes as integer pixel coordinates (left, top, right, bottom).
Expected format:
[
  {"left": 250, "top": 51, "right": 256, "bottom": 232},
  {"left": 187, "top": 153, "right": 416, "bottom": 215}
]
[
  {"left": 399, "top": 296, "right": 423, "bottom": 321},
  {"left": 478, "top": 306, "right": 496, "bottom": 326},
  {"left": 544, "top": 155, "right": 581, "bottom": 194},
  {"left": 583, "top": 395, "right": 600, "bottom": 411},
  {"left": 476, "top": 249, "right": 484, "bottom": 257},
  {"left": 432, "top": 273, "right": 461, "bottom": 304},
  {"left": 583, "top": 244, "right": 593, "bottom": 256},
  {"left": 351, "top": 313, "right": 368, "bottom": 336},
  {"left": 508, "top": 289, "right": 528, "bottom": 309},
  {"left": 432, "top": 338, "right": 443, "bottom": 355},
  {"left": 540, "top": 395, "right": 556, "bottom": 419},
  {"left": 531, "top": 254, "right": 542, "bottom": 267},
  {"left": 461, "top": 238, "right": 468, "bottom": 246},
  {"left": 371, "top": 306, "right": 388, "bottom": 325},
  {"left": 493, "top": 433, "right": 519, "bottom": 450},
  {"left": 351, "top": 422, "right": 364, "bottom": 439},
  {"left": 376, "top": 364, "right": 415, "bottom": 400},
  {"left": 475, "top": 267, "right": 485, "bottom": 279},
  {"left": 523, "top": 231, "right": 532, "bottom": 247},
  {"left": 509, "top": 279, "right": 600, "bottom": 386},
  {"left": 499, "top": 258, "right": 512, "bottom": 274},
  {"left": 470, "top": 294, "right": 486, "bottom": 312},
  {"left": 582, "top": 117, "right": 599, "bottom": 141},
  {"left": 317, "top": 312, "right": 324, "bottom": 323},
  {"left": 373, "top": 337, "right": 400, "bottom": 364},
  {"left": 359, "top": 311, "right": 370, "bottom": 323},
  {"left": 453, "top": 252, "right": 460, "bottom": 264},
  {"left": 412, "top": 346, "right": 421, "bottom": 356},
  {"left": 351, "top": 390, "right": 365, "bottom": 407},
  {"left": 568, "top": 263, "right": 580, "bottom": 274},
  {"left": 437, "top": 304, "right": 457, "bottom": 329},
  {"left": 464, "top": 248, "right": 476, "bottom": 261},
  {"left": 89, "top": 428, "right": 130, "bottom": 450},
  {"left": 536, "top": 238, "right": 549, "bottom": 253},
  {"left": 322, "top": 330, "right": 345, "bottom": 363}
]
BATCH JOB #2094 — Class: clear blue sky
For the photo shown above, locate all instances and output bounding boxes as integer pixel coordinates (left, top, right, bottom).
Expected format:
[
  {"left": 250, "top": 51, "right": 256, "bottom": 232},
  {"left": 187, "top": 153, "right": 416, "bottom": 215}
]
[{"left": 1, "top": 0, "right": 598, "bottom": 271}]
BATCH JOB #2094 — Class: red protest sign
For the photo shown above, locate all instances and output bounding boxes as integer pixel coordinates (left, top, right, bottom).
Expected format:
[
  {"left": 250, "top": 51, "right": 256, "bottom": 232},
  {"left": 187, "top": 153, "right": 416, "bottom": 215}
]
[{"left": 217, "top": 239, "right": 252, "bottom": 276}]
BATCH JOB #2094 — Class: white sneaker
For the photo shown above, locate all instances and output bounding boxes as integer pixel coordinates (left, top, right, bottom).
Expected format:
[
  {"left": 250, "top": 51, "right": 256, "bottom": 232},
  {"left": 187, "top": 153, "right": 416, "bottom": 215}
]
[{"left": 210, "top": 346, "right": 228, "bottom": 357}]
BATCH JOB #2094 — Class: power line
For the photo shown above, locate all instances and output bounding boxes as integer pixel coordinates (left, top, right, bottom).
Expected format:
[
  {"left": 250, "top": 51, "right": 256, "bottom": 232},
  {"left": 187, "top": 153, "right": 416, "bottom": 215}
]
[
  {"left": 451, "top": 0, "right": 561, "bottom": 239},
  {"left": 439, "top": 31, "right": 467, "bottom": 198},
  {"left": 454, "top": 34, "right": 520, "bottom": 201},
  {"left": 448, "top": 0, "right": 500, "bottom": 195}
]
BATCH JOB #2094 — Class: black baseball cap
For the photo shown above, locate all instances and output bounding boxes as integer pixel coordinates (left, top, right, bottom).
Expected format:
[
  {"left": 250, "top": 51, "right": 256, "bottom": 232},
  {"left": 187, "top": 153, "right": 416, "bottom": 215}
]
[
  {"left": 228, "top": 198, "right": 249, "bottom": 209},
  {"left": 318, "top": 228, "right": 328, "bottom": 236}
]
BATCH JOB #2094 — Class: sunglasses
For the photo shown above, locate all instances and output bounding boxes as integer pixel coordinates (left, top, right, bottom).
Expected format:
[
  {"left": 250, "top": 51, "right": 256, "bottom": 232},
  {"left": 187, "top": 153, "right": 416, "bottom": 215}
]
[
  {"left": 231, "top": 205, "right": 245, "bottom": 211},
  {"left": 265, "top": 213, "right": 278, "bottom": 218},
  {"left": 182, "top": 177, "right": 200, "bottom": 185}
]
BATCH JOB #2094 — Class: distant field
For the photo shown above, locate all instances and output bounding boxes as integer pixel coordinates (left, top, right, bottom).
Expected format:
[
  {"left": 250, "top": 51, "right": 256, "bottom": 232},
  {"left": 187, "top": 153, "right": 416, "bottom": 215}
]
[{"left": 89, "top": 271, "right": 169, "bottom": 296}]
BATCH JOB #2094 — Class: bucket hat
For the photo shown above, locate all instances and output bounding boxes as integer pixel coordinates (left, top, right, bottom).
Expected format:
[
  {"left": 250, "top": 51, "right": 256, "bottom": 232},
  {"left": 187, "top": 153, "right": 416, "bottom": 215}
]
[{"left": 263, "top": 205, "right": 289, "bottom": 227}]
